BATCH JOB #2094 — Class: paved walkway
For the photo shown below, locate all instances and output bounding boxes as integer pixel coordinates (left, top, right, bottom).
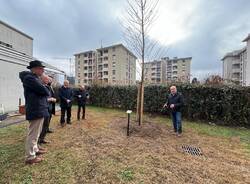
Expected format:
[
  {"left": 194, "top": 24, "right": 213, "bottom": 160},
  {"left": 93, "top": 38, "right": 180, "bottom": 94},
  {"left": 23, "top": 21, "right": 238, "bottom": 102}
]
[{"left": 0, "top": 115, "right": 26, "bottom": 128}]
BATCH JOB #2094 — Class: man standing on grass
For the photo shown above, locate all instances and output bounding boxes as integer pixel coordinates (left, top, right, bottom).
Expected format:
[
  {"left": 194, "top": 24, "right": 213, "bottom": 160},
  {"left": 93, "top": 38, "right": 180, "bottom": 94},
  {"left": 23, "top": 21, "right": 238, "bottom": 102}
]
[
  {"left": 59, "top": 80, "right": 74, "bottom": 126},
  {"left": 38, "top": 75, "right": 56, "bottom": 144},
  {"left": 75, "top": 85, "right": 89, "bottom": 121},
  {"left": 19, "top": 60, "right": 50, "bottom": 164},
  {"left": 163, "top": 86, "right": 184, "bottom": 136}
]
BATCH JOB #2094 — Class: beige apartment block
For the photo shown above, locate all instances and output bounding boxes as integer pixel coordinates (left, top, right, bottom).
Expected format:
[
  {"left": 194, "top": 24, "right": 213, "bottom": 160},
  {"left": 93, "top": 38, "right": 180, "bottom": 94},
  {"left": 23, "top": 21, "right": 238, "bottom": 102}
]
[
  {"left": 75, "top": 44, "right": 137, "bottom": 86},
  {"left": 144, "top": 60, "right": 166, "bottom": 84},
  {"left": 221, "top": 34, "right": 250, "bottom": 86},
  {"left": 144, "top": 57, "right": 192, "bottom": 84},
  {"left": 221, "top": 47, "right": 246, "bottom": 85}
]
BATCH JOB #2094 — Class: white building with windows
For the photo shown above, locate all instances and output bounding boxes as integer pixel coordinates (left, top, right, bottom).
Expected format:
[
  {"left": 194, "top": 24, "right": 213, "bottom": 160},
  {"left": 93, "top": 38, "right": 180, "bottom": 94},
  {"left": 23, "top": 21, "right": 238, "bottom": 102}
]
[
  {"left": 221, "top": 34, "right": 250, "bottom": 86},
  {"left": 0, "top": 20, "right": 65, "bottom": 112}
]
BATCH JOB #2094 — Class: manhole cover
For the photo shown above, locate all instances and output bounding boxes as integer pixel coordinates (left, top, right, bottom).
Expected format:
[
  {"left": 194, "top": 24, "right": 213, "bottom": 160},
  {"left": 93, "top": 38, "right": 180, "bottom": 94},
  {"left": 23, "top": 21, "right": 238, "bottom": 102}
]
[{"left": 181, "top": 145, "right": 203, "bottom": 156}]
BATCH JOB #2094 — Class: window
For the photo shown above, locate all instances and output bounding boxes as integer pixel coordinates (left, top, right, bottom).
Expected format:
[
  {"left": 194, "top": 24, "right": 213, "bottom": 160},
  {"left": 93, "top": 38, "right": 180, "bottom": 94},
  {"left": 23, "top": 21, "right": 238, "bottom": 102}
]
[
  {"left": 173, "top": 66, "right": 178, "bottom": 70},
  {"left": 104, "top": 64, "right": 108, "bottom": 68},
  {"left": 84, "top": 66, "right": 88, "bottom": 70},
  {"left": 78, "top": 61, "right": 80, "bottom": 65},
  {"left": 104, "top": 57, "right": 108, "bottom": 61},
  {"left": 104, "top": 49, "right": 108, "bottom": 53},
  {"left": 112, "top": 70, "right": 116, "bottom": 75},
  {"left": 104, "top": 71, "right": 108, "bottom": 75},
  {"left": 84, "top": 60, "right": 88, "bottom": 64},
  {"left": 84, "top": 73, "right": 87, "bottom": 77},
  {"left": 112, "top": 55, "right": 116, "bottom": 60},
  {"left": 84, "top": 53, "right": 87, "bottom": 57},
  {"left": 99, "top": 51, "right": 103, "bottom": 56},
  {"left": 173, "top": 71, "right": 177, "bottom": 75}
]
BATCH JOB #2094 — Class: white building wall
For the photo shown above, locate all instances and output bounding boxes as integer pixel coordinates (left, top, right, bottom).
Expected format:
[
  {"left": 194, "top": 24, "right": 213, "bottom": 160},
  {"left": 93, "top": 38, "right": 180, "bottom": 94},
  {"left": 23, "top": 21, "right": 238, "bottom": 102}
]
[
  {"left": 0, "top": 21, "right": 33, "bottom": 56},
  {"left": 0, "top": 60, "right": 27, "bottom": 112},
  {"left": 246, "top": 40, "right": 250, "bottom": 86}
]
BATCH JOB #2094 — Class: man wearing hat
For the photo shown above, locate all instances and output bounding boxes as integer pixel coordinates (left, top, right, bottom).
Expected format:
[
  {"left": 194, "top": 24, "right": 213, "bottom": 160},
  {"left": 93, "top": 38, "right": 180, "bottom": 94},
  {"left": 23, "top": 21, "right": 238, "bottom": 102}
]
[{"left": 19, "top": 60, "right": 50, "bottom": 164}]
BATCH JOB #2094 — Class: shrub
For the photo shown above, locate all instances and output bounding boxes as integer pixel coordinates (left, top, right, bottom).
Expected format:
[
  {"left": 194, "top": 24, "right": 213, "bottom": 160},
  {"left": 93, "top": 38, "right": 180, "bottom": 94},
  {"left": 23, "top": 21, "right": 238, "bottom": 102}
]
[{"left": 88, "top": 84, "right": 250, "bottom": 127}]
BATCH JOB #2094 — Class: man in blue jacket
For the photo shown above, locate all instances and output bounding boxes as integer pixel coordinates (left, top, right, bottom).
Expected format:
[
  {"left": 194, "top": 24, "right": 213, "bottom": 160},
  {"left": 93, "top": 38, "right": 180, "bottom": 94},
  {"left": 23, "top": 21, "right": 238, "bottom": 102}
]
[
  {"left": 19, "top": 60, "right": 50, "bottom": 164},
  {"left": 164, "top": 86, "right": 184, "bottom": 136},
  {"left": 59, "top": 80, "right": 74, "bottom": 126}
]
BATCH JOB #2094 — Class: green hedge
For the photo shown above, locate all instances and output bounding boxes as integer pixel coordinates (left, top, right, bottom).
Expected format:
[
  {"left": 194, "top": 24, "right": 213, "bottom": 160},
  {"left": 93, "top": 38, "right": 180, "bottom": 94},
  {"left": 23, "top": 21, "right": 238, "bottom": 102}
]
[{"left": 88, "top": 85, "right": 250, "bottom": 127}]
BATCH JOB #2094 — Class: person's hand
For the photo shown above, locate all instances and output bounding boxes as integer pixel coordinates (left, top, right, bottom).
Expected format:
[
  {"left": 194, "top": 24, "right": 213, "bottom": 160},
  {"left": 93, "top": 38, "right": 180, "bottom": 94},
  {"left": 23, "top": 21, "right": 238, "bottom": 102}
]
[
  {"left": 87, "top": 96, "right": 90, "bottom": 99},
  {"left": 52, "top": 98, "right": 57, "bottom": 102},
  {"left": 67, "top": 99, "right": 71, "bottom": 103},
  {"left": 48, "top": 98, "right": 53, "bottom": 102},
  {"left": 78, "top": 95, "right": 81, "bottom": 98},
  {"left": 170, "top": 104, "right": 175, "bottom": 109},
  {"left": 163, "top": 104, "right": 167, "bottom": 108}
]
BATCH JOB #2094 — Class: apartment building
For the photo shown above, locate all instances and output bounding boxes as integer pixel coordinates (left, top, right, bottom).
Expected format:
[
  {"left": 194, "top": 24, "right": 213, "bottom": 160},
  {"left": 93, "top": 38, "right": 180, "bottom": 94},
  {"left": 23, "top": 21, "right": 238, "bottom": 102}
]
[
  {"left": 75, "top": 44, "right": 137, "bottom": 86},
  {"left": 144, "top": 60, "right": 166, "bottom": 84},
  {"left": 144, "top": 57, "right": 192, "bottom": 84},
  {"left": 221, "top": 34, "right": 250, "bottom": 86}
]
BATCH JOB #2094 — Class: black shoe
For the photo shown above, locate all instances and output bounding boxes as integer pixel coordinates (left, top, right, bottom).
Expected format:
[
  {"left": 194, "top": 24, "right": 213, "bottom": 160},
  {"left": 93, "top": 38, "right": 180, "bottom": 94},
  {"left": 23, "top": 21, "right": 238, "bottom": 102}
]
[
  {"left": 67, "top": 122, "right": 72, "bottom": 125},
  {"left": 39, "top": 140, "right": 50, "bottom": 144},
  {"left": 47, "top": 129, "right": 54, "bottom": 133}
]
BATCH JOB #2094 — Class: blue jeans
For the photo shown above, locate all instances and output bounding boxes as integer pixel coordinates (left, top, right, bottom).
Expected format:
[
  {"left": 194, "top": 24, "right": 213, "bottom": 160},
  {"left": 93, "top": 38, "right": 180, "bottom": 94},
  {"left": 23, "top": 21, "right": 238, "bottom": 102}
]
[{"left": 171, "top": 111, "right": 182, "bottom": 134}]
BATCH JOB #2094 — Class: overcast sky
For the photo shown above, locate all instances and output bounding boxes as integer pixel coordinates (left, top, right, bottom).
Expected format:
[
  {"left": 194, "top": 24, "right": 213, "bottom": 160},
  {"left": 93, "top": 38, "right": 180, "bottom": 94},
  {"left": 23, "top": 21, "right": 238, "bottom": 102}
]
[{"left": 0, "top": 0, "right": 250, "bottom": 80}]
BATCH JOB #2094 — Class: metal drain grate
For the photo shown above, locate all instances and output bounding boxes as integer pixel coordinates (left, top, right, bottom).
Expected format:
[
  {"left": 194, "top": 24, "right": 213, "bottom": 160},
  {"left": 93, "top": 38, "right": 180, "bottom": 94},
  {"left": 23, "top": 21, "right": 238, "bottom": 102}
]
[{"left": 181, "top": 145, "right": 203, "bottom": 156}]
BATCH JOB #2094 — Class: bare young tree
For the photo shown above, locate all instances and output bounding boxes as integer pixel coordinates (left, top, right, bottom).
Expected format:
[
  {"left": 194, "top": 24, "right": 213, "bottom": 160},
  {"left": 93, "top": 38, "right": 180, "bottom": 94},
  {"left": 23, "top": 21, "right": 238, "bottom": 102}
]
[{"left": 121, "top": 0, "right": 165, "bottom": 125}]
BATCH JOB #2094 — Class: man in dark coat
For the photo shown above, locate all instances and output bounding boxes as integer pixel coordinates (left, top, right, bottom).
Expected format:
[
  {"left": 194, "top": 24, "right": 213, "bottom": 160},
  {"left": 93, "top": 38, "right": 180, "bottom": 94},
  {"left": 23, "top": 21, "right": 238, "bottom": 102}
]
[
  {"left": 19, "top": 60, "right": 50, "bottom": 164},
  {"left": 75, "top": 85, "right": 89, "bottom": 120},
  {"left": 164, "top": 86, "right": 184, "bottom": 136},
  {"left": 46, "top": 78, "right": 56, "bottom": 133},
  {"left": 38, "top": 75, "right": 57, "bottom": 144},
  {"left": 59, "top": 80, "right": 74, "bottom": 126}
]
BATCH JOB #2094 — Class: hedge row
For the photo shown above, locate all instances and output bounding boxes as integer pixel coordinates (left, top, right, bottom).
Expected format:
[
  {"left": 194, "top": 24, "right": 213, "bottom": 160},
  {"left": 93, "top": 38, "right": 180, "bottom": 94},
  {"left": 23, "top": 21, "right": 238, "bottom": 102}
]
[{"left": 88, "top": 85, "right": 250, "bottom": 127}]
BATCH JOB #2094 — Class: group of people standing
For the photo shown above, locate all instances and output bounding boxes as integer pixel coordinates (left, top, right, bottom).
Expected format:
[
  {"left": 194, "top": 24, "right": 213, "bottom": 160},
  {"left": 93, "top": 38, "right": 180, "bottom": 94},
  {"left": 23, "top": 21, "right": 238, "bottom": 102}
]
[
  {"left": 20, "top": 60, "right": 89, "bottom": 165},
  {"left": 58, "top": 80, "right": 89, "bottom": 126},
  {"left": 19, "top": 60, "right": 184, "bottom": 165}
]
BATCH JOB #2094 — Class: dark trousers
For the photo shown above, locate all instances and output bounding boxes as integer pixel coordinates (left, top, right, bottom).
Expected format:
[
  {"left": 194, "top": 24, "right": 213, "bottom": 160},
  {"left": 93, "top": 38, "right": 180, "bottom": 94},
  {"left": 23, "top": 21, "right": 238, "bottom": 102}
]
[
  {"left": 171, "top": 111, "right": 182, "bottom": 134},
  {"left": 39, "top": 114, "right": 52, "bottom": 141},
  {"left": 60, "top": 106, "right": 71, "bottom": 124},
  {"left": 77, "top": 104, "right": 86, "bottom": 120}
]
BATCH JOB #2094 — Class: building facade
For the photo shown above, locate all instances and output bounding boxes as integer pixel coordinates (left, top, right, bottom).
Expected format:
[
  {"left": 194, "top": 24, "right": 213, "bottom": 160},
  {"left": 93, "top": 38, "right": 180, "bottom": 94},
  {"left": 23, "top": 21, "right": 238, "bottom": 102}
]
[
  {"left": 243, "top": 34, "right": 250, "bottom": 86},
  {"left": 222, "top": 34, "right": 250, "bottom": 86},
  {"left": 144, "top": 60, "right": 166, "bottom": 84},
  {"left": 0, "top": 20, "right": 65, "bottom": 112},
  {"left": 75, "top": 44, "right": 137, "bottom": 86},
  {"left": 144, "top": 57, "right": 192, "bottom": 84}
]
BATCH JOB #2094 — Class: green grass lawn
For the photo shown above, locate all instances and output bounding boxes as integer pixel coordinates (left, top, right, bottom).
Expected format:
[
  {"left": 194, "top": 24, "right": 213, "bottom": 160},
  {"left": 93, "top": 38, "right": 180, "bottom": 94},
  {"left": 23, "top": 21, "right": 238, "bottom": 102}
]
[{"left": 0, "top": 106, "right": 249, "bottom": 184}]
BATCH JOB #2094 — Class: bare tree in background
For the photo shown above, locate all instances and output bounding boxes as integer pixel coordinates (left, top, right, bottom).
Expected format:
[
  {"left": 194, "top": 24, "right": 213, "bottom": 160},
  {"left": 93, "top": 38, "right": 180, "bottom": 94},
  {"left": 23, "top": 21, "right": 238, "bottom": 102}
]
[{"left": 121, "top": 0, "right": 167, "bottom": 125}]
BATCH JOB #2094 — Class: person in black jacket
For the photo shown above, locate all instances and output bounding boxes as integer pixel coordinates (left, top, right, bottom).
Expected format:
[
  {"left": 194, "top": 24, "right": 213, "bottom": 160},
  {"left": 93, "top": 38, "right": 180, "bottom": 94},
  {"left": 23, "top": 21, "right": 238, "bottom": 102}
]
[
  {"left": 39, "top": 75, "right": 57, "bottom": 144},
  {"left": 75, "top": 85, "right": 89, "bottom": 120},
  {"left": 163, "top": 86, "right": 184, "bottom": 136},
  {"left": 59, "top": 80, "right": 74, "bottom": 126},
  {"left": 46, "top": 77, "right": 56, "bottom": 133},
  {"left": 19, "top": 60, "right": 50, "bottom": 165}
]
